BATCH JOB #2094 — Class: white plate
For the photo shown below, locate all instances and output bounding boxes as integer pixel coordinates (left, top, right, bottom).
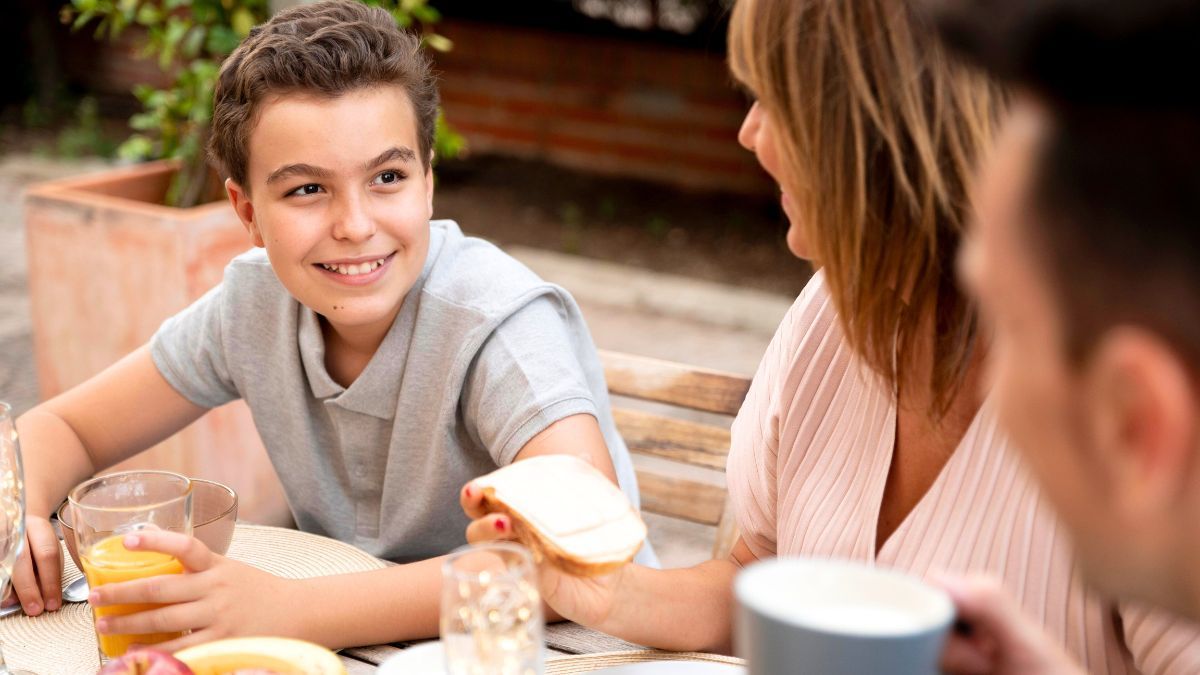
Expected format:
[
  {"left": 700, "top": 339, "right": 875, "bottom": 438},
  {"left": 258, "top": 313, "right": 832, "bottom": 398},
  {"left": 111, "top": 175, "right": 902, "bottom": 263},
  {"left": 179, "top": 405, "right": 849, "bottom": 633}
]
[
  {"left": 377, "top": 641, "right": 446, "bottom": 675},
  {"left": 589, "top": 662, "right": 746, "bottom": 674}
]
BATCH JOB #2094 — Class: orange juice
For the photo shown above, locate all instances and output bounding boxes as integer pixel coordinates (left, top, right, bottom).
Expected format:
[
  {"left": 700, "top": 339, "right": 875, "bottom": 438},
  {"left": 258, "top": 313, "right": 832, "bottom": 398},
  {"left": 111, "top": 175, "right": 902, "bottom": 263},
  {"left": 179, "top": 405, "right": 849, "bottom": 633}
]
[{"left": 80, "top": 534, "right": 186, "bottom": 657}]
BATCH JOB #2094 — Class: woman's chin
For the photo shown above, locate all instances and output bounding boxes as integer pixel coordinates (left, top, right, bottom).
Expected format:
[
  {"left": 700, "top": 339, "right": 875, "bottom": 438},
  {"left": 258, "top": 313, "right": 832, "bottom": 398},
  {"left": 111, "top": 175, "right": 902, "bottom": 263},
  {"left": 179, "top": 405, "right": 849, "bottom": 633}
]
[{"left": 785, "top": 227, "right": 813, "bottom": 261}]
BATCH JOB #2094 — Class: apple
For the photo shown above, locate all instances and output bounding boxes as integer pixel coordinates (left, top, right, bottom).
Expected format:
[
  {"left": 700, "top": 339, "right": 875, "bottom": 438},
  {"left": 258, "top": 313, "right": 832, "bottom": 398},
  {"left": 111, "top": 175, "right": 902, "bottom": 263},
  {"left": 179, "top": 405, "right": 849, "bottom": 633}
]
[{"left": 98, "top": 648, "right": 195, "bottom": 675}]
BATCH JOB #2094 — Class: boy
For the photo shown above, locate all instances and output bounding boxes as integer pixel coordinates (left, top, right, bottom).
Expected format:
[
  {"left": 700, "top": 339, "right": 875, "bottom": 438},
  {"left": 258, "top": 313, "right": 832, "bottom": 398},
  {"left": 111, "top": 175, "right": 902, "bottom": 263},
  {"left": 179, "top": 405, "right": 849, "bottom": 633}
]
[
  {"left": 935, "top": 0, "right": 1200, "bottom": 672},
  {"left": 13, "top": 0, "right": 652, "bottom": 649}
]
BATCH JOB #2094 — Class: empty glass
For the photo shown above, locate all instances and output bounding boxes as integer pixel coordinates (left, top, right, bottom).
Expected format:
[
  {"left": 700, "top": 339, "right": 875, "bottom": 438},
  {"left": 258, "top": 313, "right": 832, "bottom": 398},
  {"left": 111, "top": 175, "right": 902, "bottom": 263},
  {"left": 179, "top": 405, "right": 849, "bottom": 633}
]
[{"left": 440, "top": 542, "right": 544, "bottom": 675}]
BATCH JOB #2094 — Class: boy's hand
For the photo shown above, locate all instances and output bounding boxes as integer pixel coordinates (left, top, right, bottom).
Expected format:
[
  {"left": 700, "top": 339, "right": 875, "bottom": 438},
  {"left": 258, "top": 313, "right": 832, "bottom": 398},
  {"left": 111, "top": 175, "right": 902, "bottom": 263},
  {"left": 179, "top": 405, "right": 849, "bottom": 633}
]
[
  {"left": 936, "top": 575, "right": 1086, "bottom": 675},
  {"left": 9, "top": 514, "right": 64, "bottom": 615},
  {"left": 88, "top": 531, "right": 299, "bottom": 653},
  {"left": 460, "top": 481, "right": 626, "bottom": 631}
]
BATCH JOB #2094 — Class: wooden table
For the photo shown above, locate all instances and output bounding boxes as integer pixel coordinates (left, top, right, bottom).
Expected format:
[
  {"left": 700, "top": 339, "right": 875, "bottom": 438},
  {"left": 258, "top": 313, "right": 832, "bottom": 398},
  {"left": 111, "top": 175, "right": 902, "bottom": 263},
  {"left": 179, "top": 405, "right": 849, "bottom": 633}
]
[{"left": 334, "top": 620, "right": 644, "bottom": 672}]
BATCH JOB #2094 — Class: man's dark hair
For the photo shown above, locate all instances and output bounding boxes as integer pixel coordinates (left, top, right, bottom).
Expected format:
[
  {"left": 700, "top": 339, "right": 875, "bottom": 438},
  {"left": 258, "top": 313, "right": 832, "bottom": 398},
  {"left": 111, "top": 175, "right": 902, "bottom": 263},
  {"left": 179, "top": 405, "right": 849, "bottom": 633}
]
[{"left": 933, "top": 0, "right": 1200, "bottom": 366}]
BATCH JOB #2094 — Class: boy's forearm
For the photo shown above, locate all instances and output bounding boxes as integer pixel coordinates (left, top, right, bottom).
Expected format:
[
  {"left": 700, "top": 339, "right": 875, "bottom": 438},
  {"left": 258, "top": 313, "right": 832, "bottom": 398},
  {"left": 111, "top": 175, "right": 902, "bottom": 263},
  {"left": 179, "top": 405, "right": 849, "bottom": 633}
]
[
  {"left": 16, "top": 407, "right": 99, "bottom": 518},
  {"left": 289, "top": 556, "right": 446, "bottom": 648},
  {"left": 600, "top": 559, "right": 739, "bottom": 654}
]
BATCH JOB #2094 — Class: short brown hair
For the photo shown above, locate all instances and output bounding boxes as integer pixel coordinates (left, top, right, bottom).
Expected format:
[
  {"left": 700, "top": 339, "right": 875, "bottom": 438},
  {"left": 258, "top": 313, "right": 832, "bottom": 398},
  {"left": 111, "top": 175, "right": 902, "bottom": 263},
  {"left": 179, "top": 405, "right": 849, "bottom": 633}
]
[
  {"left": 728, "top": 0, "right": 1005, "bottom": 415},
  {"left": 208, "top": 0, "right": 439, "bottom": 188},
  {"left": 934, "top": 0, "right": 1200, "bottom": 369}
]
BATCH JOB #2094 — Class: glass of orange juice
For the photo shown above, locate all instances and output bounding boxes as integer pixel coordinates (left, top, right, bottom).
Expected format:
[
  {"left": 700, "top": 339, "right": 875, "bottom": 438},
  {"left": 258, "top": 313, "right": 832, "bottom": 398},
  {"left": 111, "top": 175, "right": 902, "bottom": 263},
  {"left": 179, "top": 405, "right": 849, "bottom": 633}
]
[{"left": 68, "top": 470, "right": 193, "bottom": 661}]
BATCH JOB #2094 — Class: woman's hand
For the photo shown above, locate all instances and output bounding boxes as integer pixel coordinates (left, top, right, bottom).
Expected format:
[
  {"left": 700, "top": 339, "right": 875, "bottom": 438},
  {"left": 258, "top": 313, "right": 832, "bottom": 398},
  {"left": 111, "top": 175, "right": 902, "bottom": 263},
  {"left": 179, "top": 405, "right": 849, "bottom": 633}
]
[
  {"left": 460, "top": 481, "right": 627, "bottom": 631},
  {"left": 937, "top": 575, "right": 1086, "bottom": 675},
  {"left": 88, "top": 531, "right": 300, "bottom": 652}
]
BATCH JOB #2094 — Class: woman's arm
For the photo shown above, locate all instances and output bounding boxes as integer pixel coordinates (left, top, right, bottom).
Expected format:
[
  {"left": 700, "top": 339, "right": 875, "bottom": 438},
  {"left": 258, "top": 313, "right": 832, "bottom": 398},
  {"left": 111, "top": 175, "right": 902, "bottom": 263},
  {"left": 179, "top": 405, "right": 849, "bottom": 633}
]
[{"left": 590, "top": 538, "right": 757, "bottom": 653}]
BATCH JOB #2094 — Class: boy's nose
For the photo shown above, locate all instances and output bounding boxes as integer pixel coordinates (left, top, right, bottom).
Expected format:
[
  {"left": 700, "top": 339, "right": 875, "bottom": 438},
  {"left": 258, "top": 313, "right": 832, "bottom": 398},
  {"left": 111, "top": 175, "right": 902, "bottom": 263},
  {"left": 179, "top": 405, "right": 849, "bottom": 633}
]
[{"left": 331, "top": 197, "right": 376, "bottom": 242}]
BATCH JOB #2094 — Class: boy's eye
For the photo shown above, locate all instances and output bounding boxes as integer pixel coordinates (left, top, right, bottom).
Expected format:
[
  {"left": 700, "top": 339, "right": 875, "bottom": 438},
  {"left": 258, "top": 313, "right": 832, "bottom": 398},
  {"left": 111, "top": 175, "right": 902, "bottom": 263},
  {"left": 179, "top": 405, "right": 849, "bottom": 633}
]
[
  {"left": 287, "top": 184, "right": 323, "bottom": 197},
  {"left": 372, "top": 170, "right": 405, "bottom": 186}
]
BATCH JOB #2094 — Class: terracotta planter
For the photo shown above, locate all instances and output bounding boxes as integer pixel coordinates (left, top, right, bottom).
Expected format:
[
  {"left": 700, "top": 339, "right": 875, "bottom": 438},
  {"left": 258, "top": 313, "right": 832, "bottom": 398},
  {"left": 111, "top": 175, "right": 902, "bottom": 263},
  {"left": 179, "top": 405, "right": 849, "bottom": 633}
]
[{"left": 23, "top": 160, "right": 289, "bottom": 525}]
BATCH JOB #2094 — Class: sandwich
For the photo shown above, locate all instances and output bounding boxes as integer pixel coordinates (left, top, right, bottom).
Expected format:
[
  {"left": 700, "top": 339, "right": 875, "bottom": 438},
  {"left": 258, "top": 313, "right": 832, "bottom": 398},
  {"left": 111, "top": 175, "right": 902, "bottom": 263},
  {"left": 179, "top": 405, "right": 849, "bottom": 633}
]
[{"left": 473, "top": 454, "right": 647, "bottom": 576}]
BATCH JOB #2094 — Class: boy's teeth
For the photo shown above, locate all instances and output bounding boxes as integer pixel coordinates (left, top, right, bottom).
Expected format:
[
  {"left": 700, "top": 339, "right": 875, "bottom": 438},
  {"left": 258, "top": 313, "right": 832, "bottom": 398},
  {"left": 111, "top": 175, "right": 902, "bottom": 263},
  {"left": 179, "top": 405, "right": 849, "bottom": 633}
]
[{"left": 321, "top": 258, "right": 386, "bottom": 275}]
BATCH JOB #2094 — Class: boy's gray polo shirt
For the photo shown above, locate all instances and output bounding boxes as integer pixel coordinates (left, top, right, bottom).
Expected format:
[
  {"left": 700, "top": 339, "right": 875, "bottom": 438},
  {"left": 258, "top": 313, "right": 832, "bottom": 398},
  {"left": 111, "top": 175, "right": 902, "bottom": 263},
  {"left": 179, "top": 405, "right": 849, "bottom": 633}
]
[{"left": 151, "top": 220, "right": 655, "bottom": 565}]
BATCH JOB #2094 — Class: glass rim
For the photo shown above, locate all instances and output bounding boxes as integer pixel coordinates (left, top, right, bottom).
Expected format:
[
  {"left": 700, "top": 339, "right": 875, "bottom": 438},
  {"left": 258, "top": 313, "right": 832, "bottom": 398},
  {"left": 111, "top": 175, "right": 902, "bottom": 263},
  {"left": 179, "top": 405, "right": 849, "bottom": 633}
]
[
  {"left": 443, "top": 541, "right": 536, "bottom": 584},
  {"left": 68, "top": 469, "right": 193, "bottom": 514},
  {"left": 190, "top": 478, "right": 238, "bottom": 526}
]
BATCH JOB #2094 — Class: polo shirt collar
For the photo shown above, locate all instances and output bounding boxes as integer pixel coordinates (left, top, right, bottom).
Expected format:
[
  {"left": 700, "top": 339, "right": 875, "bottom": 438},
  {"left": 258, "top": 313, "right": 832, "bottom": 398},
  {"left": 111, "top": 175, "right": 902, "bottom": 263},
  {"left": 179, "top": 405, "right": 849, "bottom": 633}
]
[{"left": 297, "top": 226, "right": 444, "bottom": 418}]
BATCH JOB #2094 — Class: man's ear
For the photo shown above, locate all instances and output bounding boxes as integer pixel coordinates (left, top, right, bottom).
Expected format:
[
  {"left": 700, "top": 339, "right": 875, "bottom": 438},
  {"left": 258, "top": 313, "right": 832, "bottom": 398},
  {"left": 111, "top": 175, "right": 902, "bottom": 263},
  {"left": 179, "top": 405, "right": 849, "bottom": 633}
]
[
  {"left": 1084, "top": 327, "right": 1197, "bottom": 518},
  {"left": 226, "top": 178, "right": 263, "bottom": 247}
]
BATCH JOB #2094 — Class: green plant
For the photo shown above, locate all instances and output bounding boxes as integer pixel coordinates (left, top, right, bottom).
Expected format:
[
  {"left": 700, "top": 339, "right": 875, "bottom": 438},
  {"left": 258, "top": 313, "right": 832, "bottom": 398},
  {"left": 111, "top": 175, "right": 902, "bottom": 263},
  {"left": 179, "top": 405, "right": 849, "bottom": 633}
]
[
  {"left": 56, "top": 96, "right": 120, "bottom": 158},
  {"left": 64, "top": 0, "right": 464, "bottom": 208}
]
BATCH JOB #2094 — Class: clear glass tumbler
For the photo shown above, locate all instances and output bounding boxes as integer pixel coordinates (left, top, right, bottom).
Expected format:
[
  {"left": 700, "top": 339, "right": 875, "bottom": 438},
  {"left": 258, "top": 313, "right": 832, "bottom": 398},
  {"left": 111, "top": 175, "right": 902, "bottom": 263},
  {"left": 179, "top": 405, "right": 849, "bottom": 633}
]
[
  {"left": 0, "top": 402, "right": 35, "bottom": 675},
  {"left": 440, "top": 541, "right": 545, "bottom": 675},
  {"left": 69, "top": 470, "right": 192, "bottom": 660}
]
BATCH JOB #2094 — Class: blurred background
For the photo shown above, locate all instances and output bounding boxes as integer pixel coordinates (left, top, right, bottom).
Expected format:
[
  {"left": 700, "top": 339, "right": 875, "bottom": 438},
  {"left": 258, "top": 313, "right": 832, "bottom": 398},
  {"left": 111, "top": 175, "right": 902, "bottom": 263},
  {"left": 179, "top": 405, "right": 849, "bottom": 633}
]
[{"left": 0, "top": 0, "right": 814, "bottom": 565}]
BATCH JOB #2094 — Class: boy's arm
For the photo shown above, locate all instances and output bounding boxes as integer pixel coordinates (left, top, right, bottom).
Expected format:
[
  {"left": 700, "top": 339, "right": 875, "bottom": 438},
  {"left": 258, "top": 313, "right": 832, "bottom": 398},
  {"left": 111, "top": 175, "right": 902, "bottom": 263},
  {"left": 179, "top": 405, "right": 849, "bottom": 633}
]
[
  {"left": 13, "top": 345, "right": 206, "bottom": 613},
  {"left": 509, "top": 412, "right": 618, "bottom": 481},
  {"left": 96, "top": 415, "right": 615, "bottom": 648}
]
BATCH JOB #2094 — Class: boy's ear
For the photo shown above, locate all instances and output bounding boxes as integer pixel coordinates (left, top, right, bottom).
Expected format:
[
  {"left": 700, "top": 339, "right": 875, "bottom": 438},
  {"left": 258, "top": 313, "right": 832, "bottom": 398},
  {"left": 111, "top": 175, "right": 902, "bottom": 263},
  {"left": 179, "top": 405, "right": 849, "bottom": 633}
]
[
  {"left": 225, "top": 178, "right": 264, "bottom": 248},
  {"left": 1084, "top": 327, "right": 1198, "bottom": 520},
  {"left": 425, "top": 154, "right": 435, "bottom": 215}
]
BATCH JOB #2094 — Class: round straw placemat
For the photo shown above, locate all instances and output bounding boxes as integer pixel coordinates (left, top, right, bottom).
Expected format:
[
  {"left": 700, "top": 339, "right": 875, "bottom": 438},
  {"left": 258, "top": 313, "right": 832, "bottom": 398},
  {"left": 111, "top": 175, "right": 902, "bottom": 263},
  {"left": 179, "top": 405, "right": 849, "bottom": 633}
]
[
  {"left": 0, "top": 523, "right": 386, "bottom": 674},
  {"left": 546, "top": 650, "right": 746, "bottom": 674}
]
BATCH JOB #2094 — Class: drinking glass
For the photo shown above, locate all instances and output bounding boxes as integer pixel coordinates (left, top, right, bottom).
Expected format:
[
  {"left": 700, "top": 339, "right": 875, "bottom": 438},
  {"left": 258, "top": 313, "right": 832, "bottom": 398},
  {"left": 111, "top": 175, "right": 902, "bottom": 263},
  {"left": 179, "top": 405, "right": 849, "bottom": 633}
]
[
  {"left": 440, "top": 542, "right": 544, "bottom": 675},
  {"left": 69, "top": 470, "right": 192, "bottom": 660},
  {"left": 0, "top": 402, "right": 34, "bottom": 675}
]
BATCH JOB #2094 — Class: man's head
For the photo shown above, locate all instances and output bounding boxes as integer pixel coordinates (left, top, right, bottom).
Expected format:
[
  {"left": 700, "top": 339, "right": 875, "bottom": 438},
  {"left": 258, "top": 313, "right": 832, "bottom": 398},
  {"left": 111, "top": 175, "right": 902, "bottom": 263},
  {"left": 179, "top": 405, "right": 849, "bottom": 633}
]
[
  {"left": 943, "top": 0, "right": 1200, "bottom": 613},
  {"left": 209, "top": 1, "right": 440, "bottom": 337}
]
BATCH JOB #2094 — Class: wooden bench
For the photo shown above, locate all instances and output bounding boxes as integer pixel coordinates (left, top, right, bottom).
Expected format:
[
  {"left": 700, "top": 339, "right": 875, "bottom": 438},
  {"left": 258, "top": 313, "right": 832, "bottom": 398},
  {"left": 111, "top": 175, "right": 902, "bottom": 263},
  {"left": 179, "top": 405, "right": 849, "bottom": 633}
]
[{"left": 599, "top": 350, "right": 752, "bottom": 561}]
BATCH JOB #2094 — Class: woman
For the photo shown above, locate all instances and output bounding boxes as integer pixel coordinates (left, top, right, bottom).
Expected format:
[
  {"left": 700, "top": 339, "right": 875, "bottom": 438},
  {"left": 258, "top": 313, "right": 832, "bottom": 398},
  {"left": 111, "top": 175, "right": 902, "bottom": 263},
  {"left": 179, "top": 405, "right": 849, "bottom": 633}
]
[{"left": 464, "top": 0, "right": 1200, "bottom": 671}]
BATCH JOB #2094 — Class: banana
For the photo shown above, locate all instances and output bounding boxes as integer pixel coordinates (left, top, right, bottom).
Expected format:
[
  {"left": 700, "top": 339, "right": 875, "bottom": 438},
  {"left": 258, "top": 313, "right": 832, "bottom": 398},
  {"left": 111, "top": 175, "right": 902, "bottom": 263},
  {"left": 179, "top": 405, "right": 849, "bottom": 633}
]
[{"left": 175, "top": 637, "right": 347, "bottom": 675}]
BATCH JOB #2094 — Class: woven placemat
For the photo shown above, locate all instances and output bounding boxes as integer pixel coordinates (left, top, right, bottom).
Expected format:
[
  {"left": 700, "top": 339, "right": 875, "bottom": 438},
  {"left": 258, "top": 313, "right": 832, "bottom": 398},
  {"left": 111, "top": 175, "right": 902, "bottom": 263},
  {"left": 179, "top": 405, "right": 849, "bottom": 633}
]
[
  {"left": 546, "top": 649, "right": 746, "bottom": 673},
  {"left": 0, "top": 523, "right": 386, "bottom": 674}
]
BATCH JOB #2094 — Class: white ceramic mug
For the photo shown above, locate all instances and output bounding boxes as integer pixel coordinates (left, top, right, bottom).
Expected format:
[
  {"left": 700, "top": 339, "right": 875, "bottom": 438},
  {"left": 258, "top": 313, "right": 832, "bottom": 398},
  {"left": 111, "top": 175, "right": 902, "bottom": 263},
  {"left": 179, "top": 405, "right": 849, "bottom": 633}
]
[{"left": 735, "top": 558, "right": 953, "bottom": 675}]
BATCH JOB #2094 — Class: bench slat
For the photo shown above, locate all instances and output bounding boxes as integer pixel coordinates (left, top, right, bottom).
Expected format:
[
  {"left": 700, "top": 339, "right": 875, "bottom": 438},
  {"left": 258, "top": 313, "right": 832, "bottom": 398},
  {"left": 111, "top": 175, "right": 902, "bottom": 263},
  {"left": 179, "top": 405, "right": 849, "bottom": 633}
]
[
  {"left": 601, "top": 349, "right": 751, "bottom": 417},
  {"left": 635, "top": 469, "right": 726, "bottom": 526},
  {"left": 613, "top": 408, "right": 731, "bottom": 471}
]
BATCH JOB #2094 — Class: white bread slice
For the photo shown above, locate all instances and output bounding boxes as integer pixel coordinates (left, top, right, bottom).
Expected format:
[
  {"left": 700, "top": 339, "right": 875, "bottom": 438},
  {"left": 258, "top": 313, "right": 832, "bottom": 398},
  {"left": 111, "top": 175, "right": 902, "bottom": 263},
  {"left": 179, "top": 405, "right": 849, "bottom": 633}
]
[{"left": 473, "top": 455, "right": 647, "bottom": 577}]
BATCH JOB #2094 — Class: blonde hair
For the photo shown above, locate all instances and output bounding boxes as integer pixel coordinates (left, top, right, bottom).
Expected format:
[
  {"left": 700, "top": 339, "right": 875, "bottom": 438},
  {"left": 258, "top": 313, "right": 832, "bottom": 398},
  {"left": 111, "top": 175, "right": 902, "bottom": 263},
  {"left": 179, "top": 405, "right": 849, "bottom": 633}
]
[{"left": 729, "top": 0, "right": 1004, "bottom": 415}]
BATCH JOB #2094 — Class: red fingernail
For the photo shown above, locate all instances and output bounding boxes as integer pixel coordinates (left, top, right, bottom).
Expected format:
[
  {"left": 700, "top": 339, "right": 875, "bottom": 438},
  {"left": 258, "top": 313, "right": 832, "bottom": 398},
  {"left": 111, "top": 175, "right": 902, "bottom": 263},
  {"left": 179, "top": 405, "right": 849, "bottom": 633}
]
[
  {"left": 465, "top": 485, "right": 473, "bottom": 498},
  {"left": 495, "top": 518, "right": 507, "bottom": 532}
]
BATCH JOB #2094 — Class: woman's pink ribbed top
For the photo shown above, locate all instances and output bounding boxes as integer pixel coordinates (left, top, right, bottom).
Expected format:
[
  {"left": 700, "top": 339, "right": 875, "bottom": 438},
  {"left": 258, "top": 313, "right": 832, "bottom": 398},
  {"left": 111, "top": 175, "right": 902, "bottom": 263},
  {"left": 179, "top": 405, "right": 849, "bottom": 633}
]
[{"left": 726, "top": 272, "right": 1200, "bottom": 674}]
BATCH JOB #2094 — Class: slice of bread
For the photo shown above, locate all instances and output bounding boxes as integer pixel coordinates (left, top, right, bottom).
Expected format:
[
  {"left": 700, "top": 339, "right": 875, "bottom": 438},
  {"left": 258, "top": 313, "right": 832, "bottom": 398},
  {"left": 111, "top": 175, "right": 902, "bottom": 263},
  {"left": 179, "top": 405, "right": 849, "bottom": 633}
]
[{"left": 473, "top": 454, "right": 647, "bottom": 577}]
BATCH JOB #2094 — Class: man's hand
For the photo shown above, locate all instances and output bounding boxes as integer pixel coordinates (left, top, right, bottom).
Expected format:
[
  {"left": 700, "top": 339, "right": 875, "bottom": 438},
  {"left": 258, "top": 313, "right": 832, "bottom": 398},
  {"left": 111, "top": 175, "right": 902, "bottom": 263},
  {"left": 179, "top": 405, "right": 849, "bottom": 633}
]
[{"left": 937, "top": 575, "right": 1085, "bottom": 675}]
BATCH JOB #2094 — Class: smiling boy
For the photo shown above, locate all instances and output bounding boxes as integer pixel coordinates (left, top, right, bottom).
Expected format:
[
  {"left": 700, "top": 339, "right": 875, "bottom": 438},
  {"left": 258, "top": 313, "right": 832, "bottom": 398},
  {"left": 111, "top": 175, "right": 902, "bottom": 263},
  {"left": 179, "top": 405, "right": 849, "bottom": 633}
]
[{"left": 12, "top": 0, "right": 651, "bottom": 649}]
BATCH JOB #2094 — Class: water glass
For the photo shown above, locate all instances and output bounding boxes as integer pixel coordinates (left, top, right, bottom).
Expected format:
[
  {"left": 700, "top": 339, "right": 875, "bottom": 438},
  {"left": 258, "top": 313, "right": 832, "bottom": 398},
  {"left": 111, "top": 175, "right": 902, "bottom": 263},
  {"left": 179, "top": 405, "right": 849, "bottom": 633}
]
[
  {"left": 0, "top": 402, "right": 34, "bottom": 674},
  {"left": 69, "top": 470, "right": 193, "bottom": 660},
  {"left": 440, "top": 542, "right": 544, "bottom": 675}
]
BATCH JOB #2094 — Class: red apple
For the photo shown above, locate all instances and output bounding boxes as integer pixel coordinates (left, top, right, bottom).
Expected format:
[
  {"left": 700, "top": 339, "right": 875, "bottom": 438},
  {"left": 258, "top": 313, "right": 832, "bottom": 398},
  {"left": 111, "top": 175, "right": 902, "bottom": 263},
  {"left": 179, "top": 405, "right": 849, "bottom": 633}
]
[{"left": 98, "top": 648, "right": 194, "bottom": 675}]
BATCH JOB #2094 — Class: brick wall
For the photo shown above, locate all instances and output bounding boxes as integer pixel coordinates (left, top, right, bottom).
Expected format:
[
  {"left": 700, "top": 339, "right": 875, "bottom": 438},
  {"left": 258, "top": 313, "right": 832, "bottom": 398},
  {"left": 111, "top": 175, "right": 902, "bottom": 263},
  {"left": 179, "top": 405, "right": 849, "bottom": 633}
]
[
  {"left": 61, "top": 17, "right": 772, "bottom": 195},
  {"left": 434, "top": 19, "right": 772, "bottom": 195}
]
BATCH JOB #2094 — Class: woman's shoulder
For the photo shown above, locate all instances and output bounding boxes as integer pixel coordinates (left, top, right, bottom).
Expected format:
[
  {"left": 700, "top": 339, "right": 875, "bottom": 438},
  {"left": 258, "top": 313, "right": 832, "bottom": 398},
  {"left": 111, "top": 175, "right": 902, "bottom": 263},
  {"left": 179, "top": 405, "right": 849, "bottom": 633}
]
[
  {"left": 769, "top": 270, "right": 857, "bottom": 382},
  {"left": 737, "top": 270, "right": 884, "bottom": 443}
]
